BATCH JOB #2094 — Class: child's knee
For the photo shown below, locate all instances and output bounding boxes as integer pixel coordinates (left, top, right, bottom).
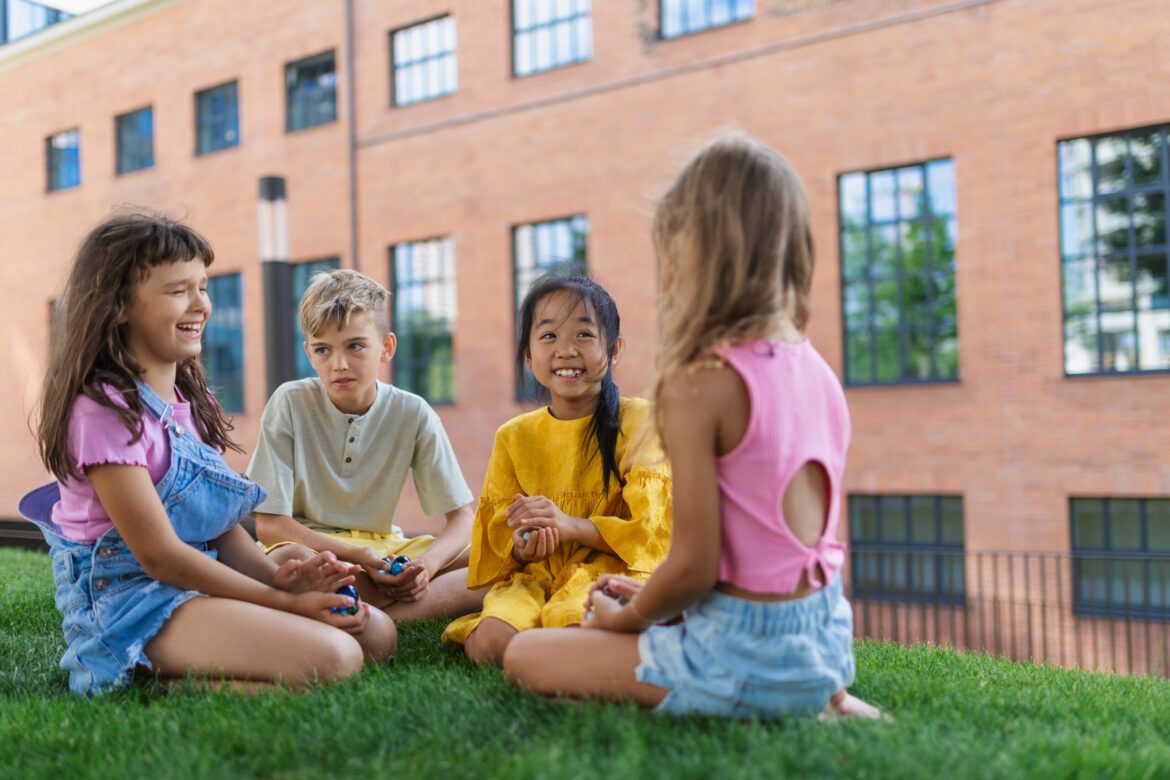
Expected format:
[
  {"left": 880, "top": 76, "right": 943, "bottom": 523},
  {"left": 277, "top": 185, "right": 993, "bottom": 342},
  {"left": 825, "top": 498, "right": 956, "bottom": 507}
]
[
  {"left": 465, "top": 619, "right": 517, "bottom": 666},
  {"left": 306, "top": 631, "right": 364, "bottom": 683},
  {"left": 501, "top": 632, "right": 537, "bottom": 685},
  {"left": 362, "top": 608, "right": 397, "bottom": 663}
]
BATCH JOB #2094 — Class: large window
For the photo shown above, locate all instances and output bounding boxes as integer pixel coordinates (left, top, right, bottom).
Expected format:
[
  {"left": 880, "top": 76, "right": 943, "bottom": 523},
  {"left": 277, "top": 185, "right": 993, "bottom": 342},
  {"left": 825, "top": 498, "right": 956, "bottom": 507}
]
[
  {"left": 195, "top": 81, "right": 239, "bottom": 155},
  {"left": 203, "top": 274, "right": 244, "bottom": 413},
  {"left": 1059, "top": 126, "right": 1170, "bottom": 375},
  {"left": 512, "top": 214, "right": 589, "bottom": 399},
  {"left": 839, "top": 160, "right": 958, "bottom": 385},
  {"left": 1, "top": 0, "right": 68, "bottom": 45},
  {"left": 291, "top": 258, "right": 341, "bottom": 379},
  {"left": 660, "top": 0, "right": 753, "bottom": 39},
  {"left": 115, "top": 107, "right": 154, "bottom": 175},
  {"left": 391, "top": 16, "right": 457, "bottom": 107},
  {"left": 286, "top": 51, "right": 337, "bottom": 132},
  {"left": 45, "top": 129, "right": 79, "bottom": 191},
  {"left": 512, "top": 0, "right": 592, "bottom": 77},
  {"left": 849, "top": 495, "right": 965, "bottom": 605},
  {"left": 1071, "top": 498, "right": 1170, "bottom": 619},
  {"left": 391, "top": 238, "right": 457, "bottom": 404}
]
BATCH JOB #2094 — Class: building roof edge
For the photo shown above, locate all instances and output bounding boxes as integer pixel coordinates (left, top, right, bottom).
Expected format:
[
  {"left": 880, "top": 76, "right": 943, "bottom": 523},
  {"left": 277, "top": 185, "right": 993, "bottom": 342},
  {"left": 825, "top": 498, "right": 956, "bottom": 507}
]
[{"left": 0, "top": 0, "right": 184, "bottom": 73}]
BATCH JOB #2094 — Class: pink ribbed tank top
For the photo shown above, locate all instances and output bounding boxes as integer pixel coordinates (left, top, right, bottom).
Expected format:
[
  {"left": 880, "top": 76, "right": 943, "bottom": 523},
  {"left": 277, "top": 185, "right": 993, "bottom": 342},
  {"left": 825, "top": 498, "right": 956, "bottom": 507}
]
[{"left": 715, "top": 339, "right": 851, "bottom": 594}]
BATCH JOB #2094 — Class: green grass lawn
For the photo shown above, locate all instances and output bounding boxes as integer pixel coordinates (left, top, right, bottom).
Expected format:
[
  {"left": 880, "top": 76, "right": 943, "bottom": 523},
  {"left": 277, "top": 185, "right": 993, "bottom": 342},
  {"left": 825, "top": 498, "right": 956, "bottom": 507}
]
[{"left": 3, "top": 547, "right": 1170, "bottom": 779}]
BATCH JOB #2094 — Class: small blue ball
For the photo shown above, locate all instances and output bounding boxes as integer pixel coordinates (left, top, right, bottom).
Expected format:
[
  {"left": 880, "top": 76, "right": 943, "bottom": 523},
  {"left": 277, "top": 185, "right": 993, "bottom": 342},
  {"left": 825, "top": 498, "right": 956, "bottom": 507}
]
[
  {"left": 389, "top": 561, "right": 404, "bottom": 575},
  {"left": 330, "top": 584, "right": 360, "bottom": 615}
]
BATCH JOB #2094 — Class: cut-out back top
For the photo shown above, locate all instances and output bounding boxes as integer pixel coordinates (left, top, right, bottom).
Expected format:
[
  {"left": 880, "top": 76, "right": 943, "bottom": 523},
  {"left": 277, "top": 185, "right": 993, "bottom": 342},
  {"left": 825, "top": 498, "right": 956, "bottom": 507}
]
[{"left": 715, "top": 339, "right": 850, "bottom": 594}]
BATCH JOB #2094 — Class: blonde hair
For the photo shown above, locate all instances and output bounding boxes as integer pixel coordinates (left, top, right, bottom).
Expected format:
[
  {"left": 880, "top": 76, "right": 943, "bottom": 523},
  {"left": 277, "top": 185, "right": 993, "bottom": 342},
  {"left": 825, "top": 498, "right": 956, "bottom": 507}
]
[
  {"left": 298, "top": 269, "right": 390, "bottom": 339},
  {"left": 650, "top": 134, "right": 815, "bottom": 442}
]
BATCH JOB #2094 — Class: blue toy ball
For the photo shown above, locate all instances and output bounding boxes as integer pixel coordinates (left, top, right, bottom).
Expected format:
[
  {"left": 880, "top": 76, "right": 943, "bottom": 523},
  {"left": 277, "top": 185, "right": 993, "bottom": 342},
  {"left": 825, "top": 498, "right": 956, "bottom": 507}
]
[
  {"left": 521, "top": 529, "right": 532, "bottom": 543},
  {"left": 330, "top": 584, "right": 360, "bottom": 615},
  {"left": 382, "top": 554, "right": 411, "bottom": 576}
]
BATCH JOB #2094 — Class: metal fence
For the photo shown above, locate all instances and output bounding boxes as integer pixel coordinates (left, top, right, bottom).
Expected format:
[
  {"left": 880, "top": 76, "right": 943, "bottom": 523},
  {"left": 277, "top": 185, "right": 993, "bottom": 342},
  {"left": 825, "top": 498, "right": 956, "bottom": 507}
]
[{"left": 848, "top": 547, "right": 1170, "bottom": 678}]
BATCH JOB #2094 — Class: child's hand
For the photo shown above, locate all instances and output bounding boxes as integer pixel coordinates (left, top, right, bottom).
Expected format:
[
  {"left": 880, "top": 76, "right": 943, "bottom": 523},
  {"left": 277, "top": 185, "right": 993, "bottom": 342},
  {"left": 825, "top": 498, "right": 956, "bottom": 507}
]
[
  {"left": 507, "top": 494, "right": 584, "bottom": 542},
  {"left": 291, "top": 590, "right": 367, "bottom": 633},
  {"left": 273, "top": 551, "right": 359, "bottom": 594},
  {"left": 582, "top": 589, "right": 643, "bottom": 633},
  {"left": 376, "top": 560, "right": 431, "bottom": 603},
  {"left": 511, "top": 524, "right": 559, "bottom": 564},
  {"left": 353, "top": 547, "right": 394, "bottom": 585},
  {"left": 584, "top": 574, "right": 641, "bottom": 610}
]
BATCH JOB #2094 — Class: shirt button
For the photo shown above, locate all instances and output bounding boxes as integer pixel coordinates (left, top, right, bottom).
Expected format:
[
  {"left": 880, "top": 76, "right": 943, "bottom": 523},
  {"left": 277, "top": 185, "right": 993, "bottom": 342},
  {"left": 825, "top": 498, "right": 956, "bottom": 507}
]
[
  {"left": 348, "top": 418, "right": 355, "bottom": 424},
  {"left": 345, "top": 457, "right": 352, "bottom": 463},
  {"left": 349, "top": 437, "right": 355, "bottom": 443}
]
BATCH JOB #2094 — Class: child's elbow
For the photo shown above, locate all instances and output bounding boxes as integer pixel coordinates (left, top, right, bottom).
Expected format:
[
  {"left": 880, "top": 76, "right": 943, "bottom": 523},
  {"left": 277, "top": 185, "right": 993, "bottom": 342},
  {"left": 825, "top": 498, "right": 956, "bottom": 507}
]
[
  {"left": 673, "top": 554, "right": 719, "bottom": 594},
  {"left": 447, "top": 504, "right": 474, "bottom": 534},
  {"left": 253, "top": 513, "right": 280, "bottom": 545}
]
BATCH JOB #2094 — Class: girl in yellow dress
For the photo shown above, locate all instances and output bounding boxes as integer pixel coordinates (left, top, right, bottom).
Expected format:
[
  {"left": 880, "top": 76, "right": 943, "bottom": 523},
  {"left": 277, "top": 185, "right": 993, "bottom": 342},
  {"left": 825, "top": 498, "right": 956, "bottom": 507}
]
[{"left": 441, "top": 273, "right": 672, "bottom": 666}]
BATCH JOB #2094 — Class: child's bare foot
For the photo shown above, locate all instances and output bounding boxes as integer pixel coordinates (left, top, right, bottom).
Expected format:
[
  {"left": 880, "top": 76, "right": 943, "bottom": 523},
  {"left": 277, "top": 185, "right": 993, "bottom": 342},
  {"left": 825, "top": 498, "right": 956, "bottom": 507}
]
[{"left": 820, "top": 690, "right": 884, "bottom": 720}]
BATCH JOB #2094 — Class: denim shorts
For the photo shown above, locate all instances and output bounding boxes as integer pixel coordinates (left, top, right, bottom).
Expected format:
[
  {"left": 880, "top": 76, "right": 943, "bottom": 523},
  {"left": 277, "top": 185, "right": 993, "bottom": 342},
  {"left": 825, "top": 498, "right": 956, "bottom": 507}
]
[{"left": 635, "top": 576, "right": 855, "bottom": 718}]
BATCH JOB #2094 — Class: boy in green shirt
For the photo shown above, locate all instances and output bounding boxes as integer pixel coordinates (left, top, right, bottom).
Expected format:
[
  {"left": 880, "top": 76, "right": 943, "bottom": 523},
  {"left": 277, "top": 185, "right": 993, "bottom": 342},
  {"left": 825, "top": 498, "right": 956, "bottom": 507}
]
[{"left": 248, "top": 269, "right": 482, "bottom": 621}]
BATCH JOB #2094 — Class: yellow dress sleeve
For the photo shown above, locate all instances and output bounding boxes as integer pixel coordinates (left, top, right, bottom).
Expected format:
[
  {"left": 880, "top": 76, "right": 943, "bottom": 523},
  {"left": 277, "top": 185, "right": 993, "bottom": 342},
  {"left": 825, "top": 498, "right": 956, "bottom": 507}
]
[
  {"left": 589, "top": 462, "right": 672, "bottom": 574},
  {"left": 466, "top": 430, "right": 524, "bottom": 590}
]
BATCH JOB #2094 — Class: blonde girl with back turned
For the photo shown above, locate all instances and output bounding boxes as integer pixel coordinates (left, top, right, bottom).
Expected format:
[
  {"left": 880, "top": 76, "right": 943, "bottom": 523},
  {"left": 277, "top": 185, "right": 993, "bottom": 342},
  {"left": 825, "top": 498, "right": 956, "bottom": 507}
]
[
  {"left": 22, "top": 212, "right": 395, "bottom": 696},
  {"left": 504, "top": 135, "right": 881, "bottom": 719}
]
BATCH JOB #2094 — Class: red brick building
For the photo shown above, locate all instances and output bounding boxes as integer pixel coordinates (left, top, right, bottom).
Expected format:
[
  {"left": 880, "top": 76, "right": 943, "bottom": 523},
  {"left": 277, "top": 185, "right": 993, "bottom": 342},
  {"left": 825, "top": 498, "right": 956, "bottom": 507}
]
[{"left": 2, "top": 0, "right": 1169, "bottom": 657}]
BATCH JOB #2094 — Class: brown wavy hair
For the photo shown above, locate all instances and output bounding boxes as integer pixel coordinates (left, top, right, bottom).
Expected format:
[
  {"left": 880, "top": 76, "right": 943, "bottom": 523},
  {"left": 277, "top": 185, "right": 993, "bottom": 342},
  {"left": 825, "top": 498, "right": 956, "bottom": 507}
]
[
  {"left": 37, "top": 211, "right": 239, "bottom": 482},
  {"left": 649, "top": 134, "right": 815, "bottom": 444}
]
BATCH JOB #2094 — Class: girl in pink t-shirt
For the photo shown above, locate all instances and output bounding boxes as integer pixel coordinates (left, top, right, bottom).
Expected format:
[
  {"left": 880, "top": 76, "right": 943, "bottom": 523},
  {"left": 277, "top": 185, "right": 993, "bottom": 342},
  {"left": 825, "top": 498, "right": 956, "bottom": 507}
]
[
  {"left": 504, "top": 135, "right": 883, "bottom": 719},
  {"left": 24, "top": 211, "right": 394, "bottom": 695}
]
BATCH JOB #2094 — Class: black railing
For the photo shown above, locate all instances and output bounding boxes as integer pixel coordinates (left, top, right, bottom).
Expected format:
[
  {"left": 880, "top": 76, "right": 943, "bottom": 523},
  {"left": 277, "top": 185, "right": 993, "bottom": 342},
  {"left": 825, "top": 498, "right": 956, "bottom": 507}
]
[{"left": 848, "top": 548, "right": 1170, "bottom": 678}]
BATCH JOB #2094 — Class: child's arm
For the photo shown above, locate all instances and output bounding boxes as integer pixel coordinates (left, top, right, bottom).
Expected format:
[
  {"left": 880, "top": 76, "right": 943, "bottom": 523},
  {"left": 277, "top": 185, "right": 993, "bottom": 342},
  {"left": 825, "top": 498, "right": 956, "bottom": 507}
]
[
  {"left": 213, "top": 523, "right": 358, "bottom": 593},
  {"left": 384, "top": 502, "right": 473, "bottom": 602},
  {"left": 255, "top": 512, "right": 390, "bottom": 574},
  {"left": 587, "top": 366, "right": 732, "bottom": 632},
  {"left": 90, "top": 465, "right": 361, "bottom": 626},
  {"left": 465, "top": 430, "right": 529, "bottom": 589},
  {"left": 506, "top": 416, "right": 671, "bottom": 570}
]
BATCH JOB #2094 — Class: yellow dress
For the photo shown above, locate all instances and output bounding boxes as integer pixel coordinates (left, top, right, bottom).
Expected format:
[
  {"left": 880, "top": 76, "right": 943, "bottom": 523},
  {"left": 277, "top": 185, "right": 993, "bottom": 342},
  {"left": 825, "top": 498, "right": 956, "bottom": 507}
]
[{"left": 442, "top": 397, "right": 672, "bottom": 644}]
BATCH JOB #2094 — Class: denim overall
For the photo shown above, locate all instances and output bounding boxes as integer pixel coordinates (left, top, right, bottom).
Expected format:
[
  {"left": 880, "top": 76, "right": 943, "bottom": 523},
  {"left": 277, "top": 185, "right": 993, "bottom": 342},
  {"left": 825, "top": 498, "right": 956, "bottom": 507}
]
[{"left": 19, "top": 382, "right": 265, "bottom": 696}]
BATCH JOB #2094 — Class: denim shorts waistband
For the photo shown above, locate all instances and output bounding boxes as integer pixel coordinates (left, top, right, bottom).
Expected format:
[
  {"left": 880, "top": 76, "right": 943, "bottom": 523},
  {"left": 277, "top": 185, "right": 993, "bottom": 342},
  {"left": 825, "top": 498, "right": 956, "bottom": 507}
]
[{"left": 690, "top": 576, "right": 844, "bottom": 635}]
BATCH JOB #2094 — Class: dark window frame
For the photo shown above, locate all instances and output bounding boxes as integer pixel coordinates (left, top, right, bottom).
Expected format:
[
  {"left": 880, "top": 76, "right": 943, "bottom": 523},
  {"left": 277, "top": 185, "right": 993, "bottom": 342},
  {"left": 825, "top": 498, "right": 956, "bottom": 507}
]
[
  {"left": 390, "top": 14, "right": 457, "bottom": 107},
  {"left": 115, "top": 106, "right": 154, "bottom": 175},
  {"left": 195, "top": 80, "right": 240, "bottom": 156},
  {"left": 1070, "top": 497, "right": 1170, "bottom": 621},
  {"left": 389, "top": 236, "right": 458, "bottom": 406},
  {"left": 658, "top": 0, "right": 754, "bottom": 40},
  {"left": 285, "top": 50, "right": 337, "bottom": 133},
  {"left": 202, "top": 273, "right": 245, "bottom": 413},
  {"left": 1057, "top": 123, "right": 1170, "bottom": 378},
  {"left": 511, "top": 214, "right": 589, "bottom": 401},
  {"left": 848, "top": 494, "right": 966, "bottom": 606},
  {"left": 837, "top": 158, "right": 959, "bottom": 387},
  {"left": 511, "top": 0, "right": 592, "bottom": 78},
  {"left": 45, "top": 127, "right": 80, "bottom": 192}
]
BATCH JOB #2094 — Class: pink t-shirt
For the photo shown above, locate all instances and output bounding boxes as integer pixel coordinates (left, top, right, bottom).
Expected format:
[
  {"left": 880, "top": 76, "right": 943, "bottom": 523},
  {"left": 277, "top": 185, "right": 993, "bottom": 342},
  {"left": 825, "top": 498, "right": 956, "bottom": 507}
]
[{"left": 51, "top": 387, "right": 202, "bottom": 542}]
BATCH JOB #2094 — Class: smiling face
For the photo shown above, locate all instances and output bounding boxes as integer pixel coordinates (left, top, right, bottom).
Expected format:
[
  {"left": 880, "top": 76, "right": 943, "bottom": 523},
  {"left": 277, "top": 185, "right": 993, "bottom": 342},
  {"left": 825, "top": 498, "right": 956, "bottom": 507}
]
[
  {"left": 305, "top": 313, "right": 396, "bottom": 415},
  {"left": 122, "top": 258, "right": 210, "bottom": 378},
  {"left": 526, "top": 290, "right": 623, "bottom": 420}
]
